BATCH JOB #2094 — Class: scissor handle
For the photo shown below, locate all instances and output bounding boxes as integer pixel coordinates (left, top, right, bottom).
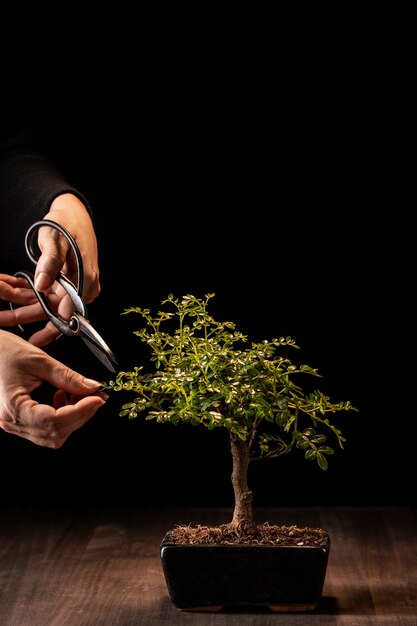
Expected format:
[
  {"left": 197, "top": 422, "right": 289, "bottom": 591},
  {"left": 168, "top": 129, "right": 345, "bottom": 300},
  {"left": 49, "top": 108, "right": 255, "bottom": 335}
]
[
  {"left": 14, "top": 270, "right": 86, "bottom": 337},
  {"left": 25, "top": 219, "right": 84, "bottom": 297},
  {"left": 12, "top": 219, "right": 117, "bottom": 372}
]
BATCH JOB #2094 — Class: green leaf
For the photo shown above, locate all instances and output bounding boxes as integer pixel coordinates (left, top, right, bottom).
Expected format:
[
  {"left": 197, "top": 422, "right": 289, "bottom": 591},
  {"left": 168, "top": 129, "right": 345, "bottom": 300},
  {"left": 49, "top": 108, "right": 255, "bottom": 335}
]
[
  {"left": 317, "top": 452, "right": 329, "bottom": 470},
  {"left": 318, "top": 446, "right": 334, "bottom": 455},
  {"left": 310, "top": 434, "right": 327, "bottom": 444},
  {"left": 303, "top": 428, "right": 316, "bottom": 437},
  {"left": 305, "top": 449, "right": 317, "bottom": 461}
]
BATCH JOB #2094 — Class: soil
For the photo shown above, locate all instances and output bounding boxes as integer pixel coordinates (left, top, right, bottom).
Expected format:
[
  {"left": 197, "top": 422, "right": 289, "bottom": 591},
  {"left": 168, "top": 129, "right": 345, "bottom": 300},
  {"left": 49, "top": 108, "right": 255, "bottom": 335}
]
[{"left": 167, "top": 522, "right": 329, "bottom": 547}]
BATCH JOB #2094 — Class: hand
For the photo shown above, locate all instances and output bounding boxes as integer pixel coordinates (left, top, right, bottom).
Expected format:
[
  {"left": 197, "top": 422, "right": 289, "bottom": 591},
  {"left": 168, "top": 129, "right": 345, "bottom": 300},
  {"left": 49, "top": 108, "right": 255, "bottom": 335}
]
[
  {"left": 0, "top": 193, "right": 100, "bottom": 346},
  {"left": 36, "top": 193, "right": 101, "bottom": 303},
  {"left": 0, "top": 329, "right": 107, "bottom": 448},
  {"left": 0, "top": 273, "right": 77, "bottom": 345}
]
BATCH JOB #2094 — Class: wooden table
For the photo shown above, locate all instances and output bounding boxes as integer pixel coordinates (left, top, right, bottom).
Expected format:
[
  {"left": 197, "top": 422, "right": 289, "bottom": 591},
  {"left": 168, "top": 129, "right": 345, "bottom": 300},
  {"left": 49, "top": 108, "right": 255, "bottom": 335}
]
[{"left": 0, "top": 506, "right": 416, "bottom": 625}]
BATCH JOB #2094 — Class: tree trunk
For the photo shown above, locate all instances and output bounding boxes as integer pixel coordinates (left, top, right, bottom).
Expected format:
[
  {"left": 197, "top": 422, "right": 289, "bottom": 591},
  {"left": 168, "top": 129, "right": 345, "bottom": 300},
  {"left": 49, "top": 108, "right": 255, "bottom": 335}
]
[{"left": 230, "top": 434, "right": 254, "bottom": 530}]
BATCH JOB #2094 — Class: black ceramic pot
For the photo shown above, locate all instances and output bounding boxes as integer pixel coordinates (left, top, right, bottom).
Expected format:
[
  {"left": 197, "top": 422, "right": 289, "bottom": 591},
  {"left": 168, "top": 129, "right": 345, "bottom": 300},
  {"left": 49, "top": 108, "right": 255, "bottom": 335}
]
[{"left": 160, "top": 532, "right": 330, "bottom": 612}]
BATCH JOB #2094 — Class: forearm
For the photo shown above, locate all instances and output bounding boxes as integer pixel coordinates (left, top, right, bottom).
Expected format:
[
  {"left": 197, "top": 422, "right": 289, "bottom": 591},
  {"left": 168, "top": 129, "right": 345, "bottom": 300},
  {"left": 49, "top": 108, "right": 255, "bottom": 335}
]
[
  {"left": 0, "top": 125, "right": 93, "bottom": 273},
  {"left": 0, "top": 118, "right": 100, "bottom": 324},
  {"left": 0, "top": 147, "right": 91, "bottom": 225}
]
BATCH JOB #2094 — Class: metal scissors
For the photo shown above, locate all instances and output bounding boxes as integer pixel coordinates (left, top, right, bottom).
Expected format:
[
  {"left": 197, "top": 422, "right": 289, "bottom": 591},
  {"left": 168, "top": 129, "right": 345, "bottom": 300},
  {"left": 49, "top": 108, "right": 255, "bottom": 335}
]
[{"left": 12, "top": 219, "right": 117, "bottom": 373}]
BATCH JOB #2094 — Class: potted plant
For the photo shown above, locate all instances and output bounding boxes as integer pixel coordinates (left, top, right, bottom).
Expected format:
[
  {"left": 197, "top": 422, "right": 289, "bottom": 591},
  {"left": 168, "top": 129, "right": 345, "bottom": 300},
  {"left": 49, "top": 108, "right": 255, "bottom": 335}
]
[{"left": 104, "top": 293, "right": 357, "bottom": 612}]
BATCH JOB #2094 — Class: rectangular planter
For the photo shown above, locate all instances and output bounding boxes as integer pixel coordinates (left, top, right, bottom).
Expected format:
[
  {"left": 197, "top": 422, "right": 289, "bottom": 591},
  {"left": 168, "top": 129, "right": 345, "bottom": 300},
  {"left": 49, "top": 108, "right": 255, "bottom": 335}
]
[{"left": 160, "top": 532, "right": 330, "bottom": 611}]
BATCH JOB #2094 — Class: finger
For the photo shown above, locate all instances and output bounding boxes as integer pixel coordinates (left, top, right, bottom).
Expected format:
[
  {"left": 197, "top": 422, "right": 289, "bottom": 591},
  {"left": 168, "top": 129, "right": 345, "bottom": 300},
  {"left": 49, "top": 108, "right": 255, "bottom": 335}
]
[
  {"left": 35, "top": 226, "right": 71, "bottom": 292},
  {"left": 52, "top": 389, "right": 108, "bottom": 410},
  {"left": 27, "top": 289, "right": 75, "bottom": 345},
  {"left": 0, "top": 302, "right": 48, "bottom": 327},
  {"left": 53, "top": 389, "right": 68, "bottom": 409},
  {"left": 37, "top": 396, "right": 106, "bottom": 447},
  {"left": 38, "top": 358, "right": 104, "bottom": 397},
  {"left": 0, "top": 274, "right": 32, "bottom": 287},
  {"left": 0, "top": 279, "right": 38, "bottom": 305},
  {"left": 28, "top": 321, "right": 61, "bottom": 347},
  {"left": 1, "top": 285, "right": 73, "bottom": 342},
  {"left": 57, "top": 389, "right": 109, "bottom": 406},
  {"left": 2, "top": 396, "right": 106, "bottom": 449}
]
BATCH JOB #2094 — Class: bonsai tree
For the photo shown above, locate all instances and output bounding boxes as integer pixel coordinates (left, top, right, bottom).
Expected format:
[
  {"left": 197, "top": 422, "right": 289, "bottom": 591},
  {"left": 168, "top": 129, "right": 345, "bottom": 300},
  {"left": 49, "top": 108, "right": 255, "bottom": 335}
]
[{"left": 105, "top": 293, "right": 357, "bottom": 542}]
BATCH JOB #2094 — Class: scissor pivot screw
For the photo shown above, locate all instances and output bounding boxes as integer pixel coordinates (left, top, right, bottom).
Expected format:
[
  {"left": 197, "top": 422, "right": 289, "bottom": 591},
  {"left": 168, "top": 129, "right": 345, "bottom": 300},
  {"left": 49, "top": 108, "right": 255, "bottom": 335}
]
[{"left": 69, "top": 316, "right": 80, "bottom": 334}]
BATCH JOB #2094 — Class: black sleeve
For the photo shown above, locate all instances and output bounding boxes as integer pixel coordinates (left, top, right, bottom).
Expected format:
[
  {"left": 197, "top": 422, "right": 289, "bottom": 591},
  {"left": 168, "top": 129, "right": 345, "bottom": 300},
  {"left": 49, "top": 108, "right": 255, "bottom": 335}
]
[{"left": 0, "top": 114, "right": 92, "bottom": 274}]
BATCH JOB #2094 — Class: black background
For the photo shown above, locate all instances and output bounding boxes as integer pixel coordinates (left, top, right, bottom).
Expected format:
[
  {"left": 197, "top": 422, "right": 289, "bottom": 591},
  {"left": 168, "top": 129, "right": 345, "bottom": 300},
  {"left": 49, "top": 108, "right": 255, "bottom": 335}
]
[{"left": 0, "top": 54, "right": 412, "bottom": 511}]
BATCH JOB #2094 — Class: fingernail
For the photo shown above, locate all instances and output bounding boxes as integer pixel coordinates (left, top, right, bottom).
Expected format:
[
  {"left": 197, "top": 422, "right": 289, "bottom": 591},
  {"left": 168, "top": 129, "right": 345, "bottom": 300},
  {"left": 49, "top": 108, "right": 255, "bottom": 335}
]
[
  {"left": 35, "top": 272, "right": 49, "bottom": 291},
  {"left": 84, "top": 378, "right": 101, "bottom": 388}
]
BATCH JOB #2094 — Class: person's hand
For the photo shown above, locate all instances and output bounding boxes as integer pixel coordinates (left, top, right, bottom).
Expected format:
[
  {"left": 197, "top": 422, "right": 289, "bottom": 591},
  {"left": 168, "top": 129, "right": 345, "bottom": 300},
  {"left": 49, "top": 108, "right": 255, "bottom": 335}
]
[
  {"left": 36, "top": 193, "right": 100, "bottom": 303},
  {"left": 0, "top": 329, "right": 107, "bottom": 448},
  {"left": 0, "top": 193, "right": 100, "bottom": 346}
]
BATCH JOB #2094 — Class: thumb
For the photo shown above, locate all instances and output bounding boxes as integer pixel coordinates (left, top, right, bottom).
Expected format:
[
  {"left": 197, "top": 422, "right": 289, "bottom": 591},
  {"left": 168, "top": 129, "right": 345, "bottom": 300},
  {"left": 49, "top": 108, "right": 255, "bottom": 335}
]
[{"left": 34, "top": 225, "right": 70, "bottom": 291}]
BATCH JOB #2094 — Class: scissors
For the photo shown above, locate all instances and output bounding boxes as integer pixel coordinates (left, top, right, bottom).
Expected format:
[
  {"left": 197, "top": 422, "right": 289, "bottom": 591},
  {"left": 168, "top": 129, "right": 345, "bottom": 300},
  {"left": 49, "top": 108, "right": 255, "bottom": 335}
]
[{"left": 11, "top": 219, "right": 118, "bottom": 373}]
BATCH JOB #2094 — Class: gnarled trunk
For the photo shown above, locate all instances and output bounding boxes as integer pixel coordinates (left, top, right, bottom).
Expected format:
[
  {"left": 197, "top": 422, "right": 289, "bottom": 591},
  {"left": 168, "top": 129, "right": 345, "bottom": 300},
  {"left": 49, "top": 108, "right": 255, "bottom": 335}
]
[{"left": 230, "top": 434, "right": 254, "bottom": 530}]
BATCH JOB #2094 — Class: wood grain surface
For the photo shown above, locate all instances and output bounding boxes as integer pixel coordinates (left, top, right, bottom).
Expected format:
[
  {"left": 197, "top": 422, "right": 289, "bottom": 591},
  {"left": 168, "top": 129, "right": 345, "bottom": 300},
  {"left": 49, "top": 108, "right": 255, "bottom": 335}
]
[{"left": 0, "top": 506, "right": 416, "bottom": 625}]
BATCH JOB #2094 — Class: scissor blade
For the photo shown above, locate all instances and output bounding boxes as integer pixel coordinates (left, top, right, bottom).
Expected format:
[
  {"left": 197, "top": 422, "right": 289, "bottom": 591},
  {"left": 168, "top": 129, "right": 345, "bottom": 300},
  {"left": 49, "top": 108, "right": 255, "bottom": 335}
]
[
  {"left": 81, "top": 335, "right": 117, "bottom": 373},
  {"left": 76, "top": 315, "right": 118, "bottom": 373}
]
